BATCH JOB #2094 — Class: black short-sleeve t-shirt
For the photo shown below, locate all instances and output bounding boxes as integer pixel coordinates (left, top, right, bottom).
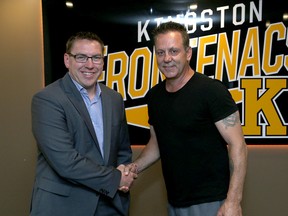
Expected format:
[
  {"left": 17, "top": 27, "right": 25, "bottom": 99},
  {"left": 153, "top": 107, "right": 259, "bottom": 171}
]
[{"left": 146, "top": 72, "right": 239, "bottom": 207}]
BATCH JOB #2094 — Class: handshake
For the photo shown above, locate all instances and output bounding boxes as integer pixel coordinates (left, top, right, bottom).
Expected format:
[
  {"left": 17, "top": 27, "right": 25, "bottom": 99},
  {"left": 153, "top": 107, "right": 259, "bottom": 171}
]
[{"left": 117, "top": 163, "right": 138, "bottom": 193}]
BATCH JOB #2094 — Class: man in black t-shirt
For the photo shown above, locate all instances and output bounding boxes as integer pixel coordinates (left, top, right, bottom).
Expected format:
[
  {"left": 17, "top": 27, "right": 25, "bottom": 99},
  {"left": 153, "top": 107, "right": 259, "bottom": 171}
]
[{"left": 126, "top": 22, "right": 247, "bottom": 216}]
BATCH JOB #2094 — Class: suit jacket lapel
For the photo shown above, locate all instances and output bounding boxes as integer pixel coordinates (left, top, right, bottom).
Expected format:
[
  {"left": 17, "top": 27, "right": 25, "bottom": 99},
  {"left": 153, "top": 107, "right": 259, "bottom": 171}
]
[{"left": 60, "top": 73, "right": 101, "bottom": 153}]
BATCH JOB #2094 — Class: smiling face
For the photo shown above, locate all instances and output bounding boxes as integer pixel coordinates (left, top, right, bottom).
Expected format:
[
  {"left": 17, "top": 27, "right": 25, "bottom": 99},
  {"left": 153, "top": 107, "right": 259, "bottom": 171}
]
[
  {"left": 64, "top": 39, "right": 104, "bottom": 93},
  {"left": 154, "top": 31, "right": 192, "bottom": 81}
]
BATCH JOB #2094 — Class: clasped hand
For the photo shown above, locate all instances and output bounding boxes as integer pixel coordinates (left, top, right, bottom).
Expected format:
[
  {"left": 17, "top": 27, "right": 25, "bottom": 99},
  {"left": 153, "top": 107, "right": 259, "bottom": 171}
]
[{"left": 117, "top": 163, "right": 138, "bottom": 193}]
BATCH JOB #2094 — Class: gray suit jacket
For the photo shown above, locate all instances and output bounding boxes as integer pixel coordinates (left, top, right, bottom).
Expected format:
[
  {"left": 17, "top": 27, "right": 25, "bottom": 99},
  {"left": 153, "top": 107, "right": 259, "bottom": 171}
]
[{"left": 30, "top": 73, "right": 132, "bottom": 216}]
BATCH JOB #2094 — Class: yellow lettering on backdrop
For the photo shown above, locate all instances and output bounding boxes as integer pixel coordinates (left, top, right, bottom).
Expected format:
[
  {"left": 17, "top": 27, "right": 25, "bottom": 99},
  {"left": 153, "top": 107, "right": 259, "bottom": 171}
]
[
  {"left": 128, "top": 47, "right": 151, "bottom": 99},
  {"left": 286, "top": 54, "right": 288, "bottom": 71},
  {"left": 239, "top": 27, "right": 261, "bottom": 77},
  {"left": 196, "top": 34, "right": 217, "bottom": 73},
  {"left": 262, "top": 22, "right": 286, "bottom": 75},
  {"left": 125, "top": 105, "right": 149, "bottom": 129},
  {"left": 106, "top": 51, "right": 128, "bottom": 100},
  {"left": 241, "top": 78, "right": 287, "bottom": 136},
  {"left": 216, "top": 30, "right": 240, "bottom": 81}
]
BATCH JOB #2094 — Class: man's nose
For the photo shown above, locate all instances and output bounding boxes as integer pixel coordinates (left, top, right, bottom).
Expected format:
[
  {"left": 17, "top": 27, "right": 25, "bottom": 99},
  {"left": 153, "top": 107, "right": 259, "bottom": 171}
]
[
  {"left": 85, "top": 57, "right": 94, "bottom": 66},
  {"left": 164, "top": 52, "right": 172, "bottom": 61}
]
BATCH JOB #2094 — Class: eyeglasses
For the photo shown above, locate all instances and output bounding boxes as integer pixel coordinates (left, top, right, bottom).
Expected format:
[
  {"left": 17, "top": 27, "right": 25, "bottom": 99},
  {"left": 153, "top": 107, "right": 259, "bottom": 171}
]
[{"left": 67, "top": 53, "right": 103, "bottom": 64}]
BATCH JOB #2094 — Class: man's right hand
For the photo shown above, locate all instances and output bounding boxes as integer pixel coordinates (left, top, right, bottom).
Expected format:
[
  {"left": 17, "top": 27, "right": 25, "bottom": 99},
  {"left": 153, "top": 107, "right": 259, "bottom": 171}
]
[{"left": 117, "top": 164, "right": 138, "bottom": 192}]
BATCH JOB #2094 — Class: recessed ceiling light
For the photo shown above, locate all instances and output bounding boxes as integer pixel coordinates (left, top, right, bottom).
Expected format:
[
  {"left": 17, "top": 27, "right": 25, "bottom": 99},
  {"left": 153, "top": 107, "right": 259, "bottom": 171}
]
[{"left": 66, "top": 1, "right": 73, "bottom": 8}]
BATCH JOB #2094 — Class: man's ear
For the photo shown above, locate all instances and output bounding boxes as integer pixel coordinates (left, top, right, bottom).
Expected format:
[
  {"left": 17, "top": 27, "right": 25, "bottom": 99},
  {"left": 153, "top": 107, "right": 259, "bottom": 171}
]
[
  {"left": 186, "top": 46, "right": 192, "bottom": 61},
  {"left": 64, "top": 53, "right": 70, "bottom": 68}
]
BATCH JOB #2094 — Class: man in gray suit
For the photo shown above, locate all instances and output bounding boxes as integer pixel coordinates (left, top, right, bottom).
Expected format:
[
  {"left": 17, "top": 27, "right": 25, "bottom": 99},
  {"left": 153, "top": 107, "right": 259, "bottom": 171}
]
[{"left": 30, "top": 32, "right": 137, "bottom": 216}]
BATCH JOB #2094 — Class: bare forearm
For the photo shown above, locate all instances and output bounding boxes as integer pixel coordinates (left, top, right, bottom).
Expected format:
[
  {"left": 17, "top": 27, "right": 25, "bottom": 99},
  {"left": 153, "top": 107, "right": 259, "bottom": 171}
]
[
  {"left": 226, "top": 141, "right": 247, "bottom": 203},
  {"left": 132, "top": 126, "right": 160, "bottom": 173},
  {"left": 133, "top": 142, "right": 160, "bottom": 173}
]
